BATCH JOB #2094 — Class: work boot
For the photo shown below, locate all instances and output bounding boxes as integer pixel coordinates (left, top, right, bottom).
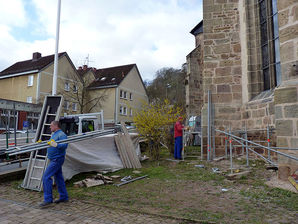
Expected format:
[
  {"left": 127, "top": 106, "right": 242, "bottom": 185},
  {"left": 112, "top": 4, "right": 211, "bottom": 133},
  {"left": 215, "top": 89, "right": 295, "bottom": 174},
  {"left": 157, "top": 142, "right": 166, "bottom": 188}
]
[
  {"left": 39, "top": 201, "right": 52, "bottom": 208},
  {"left": 54, "top": 198, "right": 69, "bottom": 204}
]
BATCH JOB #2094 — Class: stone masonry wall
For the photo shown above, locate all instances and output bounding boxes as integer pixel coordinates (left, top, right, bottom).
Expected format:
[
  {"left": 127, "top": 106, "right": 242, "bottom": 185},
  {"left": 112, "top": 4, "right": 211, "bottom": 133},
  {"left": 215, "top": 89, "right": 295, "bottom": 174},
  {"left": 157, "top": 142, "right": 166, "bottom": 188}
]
[
  {"left": 201, "top": 0, "right": 243, "bottom": 156},
  {"left": 186, "top": 33, "right": 203, "bottom": 118},
  {"left": 274, "top": 0, "right": 298, "bottom": 178}
]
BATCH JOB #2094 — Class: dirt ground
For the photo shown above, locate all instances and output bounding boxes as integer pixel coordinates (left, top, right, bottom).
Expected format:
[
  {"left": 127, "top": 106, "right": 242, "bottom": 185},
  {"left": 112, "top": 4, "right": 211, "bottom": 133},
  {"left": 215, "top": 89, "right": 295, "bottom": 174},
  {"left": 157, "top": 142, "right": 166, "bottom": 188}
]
[{"left": 1, "top": 154, "right": 297, "bottom": 224}]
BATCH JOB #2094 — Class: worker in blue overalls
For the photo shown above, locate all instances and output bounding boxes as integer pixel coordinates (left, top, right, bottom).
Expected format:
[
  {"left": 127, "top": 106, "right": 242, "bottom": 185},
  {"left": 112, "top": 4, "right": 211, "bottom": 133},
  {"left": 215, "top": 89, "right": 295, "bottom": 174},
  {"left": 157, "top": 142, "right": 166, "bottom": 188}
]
[{"left": 39, "top": 120, "right": 69, "bottom": 208}]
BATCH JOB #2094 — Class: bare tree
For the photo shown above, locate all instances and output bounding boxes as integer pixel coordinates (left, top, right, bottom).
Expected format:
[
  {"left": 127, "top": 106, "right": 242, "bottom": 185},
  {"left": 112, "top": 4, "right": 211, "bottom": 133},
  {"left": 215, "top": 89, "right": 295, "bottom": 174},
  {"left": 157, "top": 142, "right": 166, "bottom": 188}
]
[{"left": 58, "top": 68, "right": 108, "bottom": 114}]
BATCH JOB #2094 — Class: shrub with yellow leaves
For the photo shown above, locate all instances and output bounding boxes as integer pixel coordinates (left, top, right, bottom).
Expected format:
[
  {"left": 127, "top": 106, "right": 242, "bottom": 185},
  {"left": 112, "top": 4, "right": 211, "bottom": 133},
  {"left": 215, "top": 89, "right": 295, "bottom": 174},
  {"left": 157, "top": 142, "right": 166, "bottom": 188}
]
[{"left": 133, "top": 99, "right": 184, "bottom": 160}]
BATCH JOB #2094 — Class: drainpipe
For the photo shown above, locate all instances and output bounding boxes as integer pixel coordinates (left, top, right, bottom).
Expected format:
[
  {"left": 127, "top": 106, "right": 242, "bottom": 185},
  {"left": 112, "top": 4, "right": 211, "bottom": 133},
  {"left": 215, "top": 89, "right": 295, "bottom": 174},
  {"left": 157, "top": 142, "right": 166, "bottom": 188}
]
[
  {"left": 115, "top": 87, "right": 119, "bottom": 124},
  {"left": 36, "top": 72, "right": 41, "bottom": 103}
]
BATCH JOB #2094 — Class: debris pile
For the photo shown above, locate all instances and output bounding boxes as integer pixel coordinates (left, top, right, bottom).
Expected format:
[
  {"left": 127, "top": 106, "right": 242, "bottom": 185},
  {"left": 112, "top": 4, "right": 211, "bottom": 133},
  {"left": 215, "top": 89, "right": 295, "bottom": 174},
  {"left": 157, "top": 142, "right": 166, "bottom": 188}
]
[{"left": 73, "top": 173, "right": 121, "bottom": 188}]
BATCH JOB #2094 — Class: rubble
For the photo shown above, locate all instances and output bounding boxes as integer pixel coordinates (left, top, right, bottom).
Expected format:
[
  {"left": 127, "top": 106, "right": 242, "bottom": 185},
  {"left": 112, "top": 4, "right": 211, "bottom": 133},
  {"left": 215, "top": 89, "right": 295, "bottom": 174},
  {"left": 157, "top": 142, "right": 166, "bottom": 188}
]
[{"left": 73, "top": 173, "right": 119, "bottom": 188}]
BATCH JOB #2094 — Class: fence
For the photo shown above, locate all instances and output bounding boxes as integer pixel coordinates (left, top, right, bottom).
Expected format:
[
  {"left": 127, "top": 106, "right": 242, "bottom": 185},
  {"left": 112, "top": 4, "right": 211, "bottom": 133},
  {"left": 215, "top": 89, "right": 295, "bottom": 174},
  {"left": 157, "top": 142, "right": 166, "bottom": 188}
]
[{"left": 204, "top": 90, "right": 298, "bottom": 173}]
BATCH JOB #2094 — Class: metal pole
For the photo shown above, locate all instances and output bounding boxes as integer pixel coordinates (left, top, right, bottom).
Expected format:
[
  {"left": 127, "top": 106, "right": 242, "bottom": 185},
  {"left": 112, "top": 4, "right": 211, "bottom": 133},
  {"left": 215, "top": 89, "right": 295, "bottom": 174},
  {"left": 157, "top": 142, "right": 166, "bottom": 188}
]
[
  {"left": 267, "top": 125, "right": 271, "bottom": 161},
  {"left": 52, "top": 0, "right": 61, "bottom": 95},
  {"left": 207, "top": 90, "right": 211, "bottom": 161},
  {"left": 225, "top": 128, "right": 228, "bottom": 159},
  {"left": 115, "top": 175, "right": 148, "bottom": 187},
  {"left": 13, "top": 103, "right": 17, "bottom": 147},
  {"left": 232, "top": 135, "right": 277, "bottom": 166},
  {"left": 5, "top": 110, "right": 8, "bottom": 149},
  {"left": 212, "top": 104, "right": 215, "bottom": 159},
  {"left": 100, "top": 110, "right": 104, "bottom": 130},
  {"left": 245, "top": 125, "right": 249, "bottom": 167},
  {"left": 229, "top": 128, "right": 233, "bottom": 174},
  {"left": 215, "top": 129, "right": 298, "bottom": 162},
  {"left": 200, "top": 124, "right": 203, "bottom": 160}
]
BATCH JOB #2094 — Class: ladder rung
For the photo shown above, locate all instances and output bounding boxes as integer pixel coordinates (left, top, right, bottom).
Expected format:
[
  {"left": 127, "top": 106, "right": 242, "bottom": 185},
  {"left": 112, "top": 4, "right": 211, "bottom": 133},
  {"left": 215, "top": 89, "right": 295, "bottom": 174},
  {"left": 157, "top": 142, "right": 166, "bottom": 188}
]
[
  {"left": 44, "top": 123, "right": 51, "bottom": 126},
  {"left": 47, "top": 113, "right": 56, "bottom": 116},
  {"left": 30, "top": 177, "right": 41, "bottom": 181},
  {"left": 33, "top": 166, "right": 44, "bottom": 169},
  {"left": 35, "top": 155, "right": 47, "bottom": 159},
  {"left": 41, "top": 134, "right": 51, "bottom": 137}
]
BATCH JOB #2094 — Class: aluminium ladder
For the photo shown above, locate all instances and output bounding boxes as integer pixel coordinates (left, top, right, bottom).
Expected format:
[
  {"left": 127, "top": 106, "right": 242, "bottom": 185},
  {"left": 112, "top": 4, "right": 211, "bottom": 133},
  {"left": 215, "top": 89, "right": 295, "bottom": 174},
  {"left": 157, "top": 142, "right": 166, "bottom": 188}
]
[{"left": 22, "top": 96, "right": 63, "bottom": 191}]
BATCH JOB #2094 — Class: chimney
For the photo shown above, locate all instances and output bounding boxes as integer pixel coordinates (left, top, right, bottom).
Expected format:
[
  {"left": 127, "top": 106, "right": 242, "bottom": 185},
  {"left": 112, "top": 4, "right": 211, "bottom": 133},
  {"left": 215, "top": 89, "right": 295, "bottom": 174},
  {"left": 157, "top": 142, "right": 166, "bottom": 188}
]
[
  {"left": 78, "top": 66, "right": 82, "bottom": 70},
  {"left": 83, "top": 65, "right": 88, "bottom": 70},
  {"left": 32, "top": 52, "right": 41, "bottom": 61}
]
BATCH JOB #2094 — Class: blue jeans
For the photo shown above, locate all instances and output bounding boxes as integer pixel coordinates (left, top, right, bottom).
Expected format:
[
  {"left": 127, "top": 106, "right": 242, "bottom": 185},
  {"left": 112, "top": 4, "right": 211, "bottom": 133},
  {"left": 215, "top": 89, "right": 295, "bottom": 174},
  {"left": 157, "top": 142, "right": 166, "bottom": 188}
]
[
  {"left": 43, "top": 157, "right": 68, "bottom": 203},
  {"left": 174, "top": 136, "right": 182, "bottom": 159}
]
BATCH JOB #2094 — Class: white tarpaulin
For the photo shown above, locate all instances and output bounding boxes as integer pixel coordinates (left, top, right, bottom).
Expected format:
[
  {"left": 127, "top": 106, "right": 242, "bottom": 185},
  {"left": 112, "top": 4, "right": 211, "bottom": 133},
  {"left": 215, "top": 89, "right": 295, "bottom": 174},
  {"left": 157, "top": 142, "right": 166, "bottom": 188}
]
[{"left": 62, "top": 133, "right": 140, "bottom": 180}]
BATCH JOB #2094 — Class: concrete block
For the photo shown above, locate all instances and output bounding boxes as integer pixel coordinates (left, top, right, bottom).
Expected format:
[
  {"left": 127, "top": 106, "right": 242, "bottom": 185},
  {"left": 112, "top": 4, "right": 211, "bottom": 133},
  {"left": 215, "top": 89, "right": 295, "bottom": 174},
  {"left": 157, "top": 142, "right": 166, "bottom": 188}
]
[
  {"left": 279, "top": 24, "right": 298, "bottom": 43},
  {"left": 277, "top": 137, "right": 289, "bottom": 147},
  {"left": 278, "top": 165, "right": 290, "bottom": 181},
  {"left": 276, "top": 120, "right": 293, "bottom": 136},
  {"left": 284, "top": 104, "right": 298, "bottom": 118},
  {"left": 277, "top": 0, "right": 297, "bottom": 11},
  {"left": 274, "top": 87, "right": 297, "bottom": 104},
  {"left": 278, "top": 9, "right": 289, "bottom": 27},
  {"left": 280, "top": 41, "right": 294, "bottom": 62},
  {"left": 214, "top": 44, "right": 231, "bottom": 54},
  {"left": 217, "top": 84, "right": 231, "bottom": 93},
  {"left": 215, "top": 67, "right": 231, "bottom": 76},
  {"left": 290, "top": 138, "right": 298, "bottom": 148}
]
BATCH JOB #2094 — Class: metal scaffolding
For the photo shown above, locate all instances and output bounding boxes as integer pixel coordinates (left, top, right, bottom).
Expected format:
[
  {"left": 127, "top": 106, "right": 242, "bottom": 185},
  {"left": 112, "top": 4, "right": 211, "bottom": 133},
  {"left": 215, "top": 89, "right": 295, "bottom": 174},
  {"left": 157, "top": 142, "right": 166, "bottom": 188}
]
[{"left": 204, "top": 90, "right": 298, "bottom": 173}]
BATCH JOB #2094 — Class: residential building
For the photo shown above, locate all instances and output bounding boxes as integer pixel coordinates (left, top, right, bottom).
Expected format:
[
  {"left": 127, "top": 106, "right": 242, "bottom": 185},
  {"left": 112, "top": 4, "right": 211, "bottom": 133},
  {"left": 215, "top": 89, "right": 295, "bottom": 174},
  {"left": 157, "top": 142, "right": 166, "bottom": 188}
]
[
  {"left": 186, "top": 0, "right": 298, "bottom": 179},
  {"left": 0, "top": 52, "right": 82, "bottom": 115},
  {"left": 85, "top": 64, "right": 148, "bottom": 124}
]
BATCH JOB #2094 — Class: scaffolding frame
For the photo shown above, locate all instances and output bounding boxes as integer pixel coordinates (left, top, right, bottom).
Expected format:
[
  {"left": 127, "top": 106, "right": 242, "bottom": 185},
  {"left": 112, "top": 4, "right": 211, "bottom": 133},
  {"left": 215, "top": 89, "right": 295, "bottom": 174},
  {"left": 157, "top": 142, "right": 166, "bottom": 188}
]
[{"left": 204, "top": 90, "right": 298, "bottom": 172}]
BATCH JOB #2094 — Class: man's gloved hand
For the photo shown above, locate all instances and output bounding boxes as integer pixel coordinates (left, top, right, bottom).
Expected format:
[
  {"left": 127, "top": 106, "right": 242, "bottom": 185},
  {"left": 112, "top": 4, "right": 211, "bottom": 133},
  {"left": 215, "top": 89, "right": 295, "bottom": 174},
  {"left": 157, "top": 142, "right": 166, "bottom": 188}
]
[{"left": 47, "top": 139, "right": 58, "bottom": 147}]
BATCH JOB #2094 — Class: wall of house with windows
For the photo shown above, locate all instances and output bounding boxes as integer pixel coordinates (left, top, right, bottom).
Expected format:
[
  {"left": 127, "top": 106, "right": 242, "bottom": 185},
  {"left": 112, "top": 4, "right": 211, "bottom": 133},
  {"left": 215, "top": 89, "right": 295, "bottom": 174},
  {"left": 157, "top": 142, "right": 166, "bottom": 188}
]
[
  {"left": 117, "top": 66, "right": 148, "bottom": 124},
  {"left": 39, "top": 55, "right": 81, "bottom": 114},
  {"left": 0, "top": 73, "right": 38, "bottom": 103},
  {"left": 87, "top": 87, "right": 116, "bottom": 123}
]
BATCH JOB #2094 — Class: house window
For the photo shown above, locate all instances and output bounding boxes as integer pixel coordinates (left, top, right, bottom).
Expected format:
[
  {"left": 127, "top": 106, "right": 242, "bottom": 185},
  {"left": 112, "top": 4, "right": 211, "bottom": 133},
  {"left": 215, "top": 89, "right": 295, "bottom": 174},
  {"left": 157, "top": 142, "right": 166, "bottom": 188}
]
[
  {"left": 72, "top": 103, "right": 77, "bottom": 111},
  {"left": 258, "top": 0, "right": 281, "bottom": 90},
  {"left": 130, "top": 108, "right": 133, "bottom": 116},
  {"left": 27, "top": 96, "right": 32, "bottom": 103},
  {"left": 73, "top": 84, "right": 78, "bottom": 93},
  {"left": 123, "top": 106, "right": 127, "bottom": 115},
  {"left": 119, "top": 106, "right": 123, "bottom": 114},
  {"left": 120, "top": 90, "right": 123, "bottom": 98},
  {"left": 64, "top": 82, "right": 70, "bottom": 91},
  {"left": 129, "top": 93, "right": 133, "bottom": 100},
  {"left": 64, "top": 101, "right": 69, "bottom": 110},
  {"left": 28, "top": 75, "right": 33, "bottom": 86},
  {"left": 123, "top": 91, "right": 127, "bottom": 99}
]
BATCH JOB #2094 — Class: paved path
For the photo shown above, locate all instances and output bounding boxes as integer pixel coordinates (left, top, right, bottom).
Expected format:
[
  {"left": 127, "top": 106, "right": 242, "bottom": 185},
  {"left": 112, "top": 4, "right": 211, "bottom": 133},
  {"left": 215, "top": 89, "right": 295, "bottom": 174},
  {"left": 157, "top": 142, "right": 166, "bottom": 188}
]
[{"left": 0, "top": 184, "right": 181, "bottom": 224}]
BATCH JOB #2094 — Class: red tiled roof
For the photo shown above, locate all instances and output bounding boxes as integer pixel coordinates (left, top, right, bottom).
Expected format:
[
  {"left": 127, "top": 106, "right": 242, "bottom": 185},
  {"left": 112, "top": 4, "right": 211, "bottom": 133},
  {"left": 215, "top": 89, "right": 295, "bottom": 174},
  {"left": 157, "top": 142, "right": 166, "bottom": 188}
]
[
  {"left": 88, "top": 64, "right": 136, "bottom": 89},
  {"left": 0, "top": 52, "right": 67, "bottom": 77}
]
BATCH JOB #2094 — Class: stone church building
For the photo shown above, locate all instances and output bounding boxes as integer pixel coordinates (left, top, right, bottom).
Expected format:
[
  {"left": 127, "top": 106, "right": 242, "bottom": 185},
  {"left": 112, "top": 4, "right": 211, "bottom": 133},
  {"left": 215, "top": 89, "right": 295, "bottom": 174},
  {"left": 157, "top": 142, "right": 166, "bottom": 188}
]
[{"left": 186, "top": 0, "right": 297, "bottom": 179}]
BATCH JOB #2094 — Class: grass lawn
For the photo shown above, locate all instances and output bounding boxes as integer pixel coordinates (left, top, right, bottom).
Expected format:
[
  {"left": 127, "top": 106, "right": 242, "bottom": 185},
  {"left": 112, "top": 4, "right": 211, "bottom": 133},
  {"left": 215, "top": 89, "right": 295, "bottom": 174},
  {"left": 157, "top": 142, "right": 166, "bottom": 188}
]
[{"left": 59, "top": 146, "right": 297, "bottom": 224}]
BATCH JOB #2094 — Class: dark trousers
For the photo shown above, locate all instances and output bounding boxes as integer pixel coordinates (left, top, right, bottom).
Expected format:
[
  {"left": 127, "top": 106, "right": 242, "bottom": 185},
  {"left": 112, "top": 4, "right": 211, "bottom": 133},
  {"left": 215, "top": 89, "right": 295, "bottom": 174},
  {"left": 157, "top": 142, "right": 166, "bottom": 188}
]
[
  {"left": 174, "top": 136, "right": 183, "bottom": 159},
  {"left": 43, "top": 157, "right": 68, "bottom": 203}
]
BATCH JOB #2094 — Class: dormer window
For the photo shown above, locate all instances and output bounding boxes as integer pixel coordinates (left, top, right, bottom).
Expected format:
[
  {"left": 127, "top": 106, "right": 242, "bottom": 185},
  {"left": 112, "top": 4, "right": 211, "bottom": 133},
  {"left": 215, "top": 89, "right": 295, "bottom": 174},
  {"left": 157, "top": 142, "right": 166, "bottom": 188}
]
[
  {"left": 111, "top": 78, "right": 116, "bottom": 81},
  {"left": 100, "top": 77, "right": 106, "bottom": 81}
]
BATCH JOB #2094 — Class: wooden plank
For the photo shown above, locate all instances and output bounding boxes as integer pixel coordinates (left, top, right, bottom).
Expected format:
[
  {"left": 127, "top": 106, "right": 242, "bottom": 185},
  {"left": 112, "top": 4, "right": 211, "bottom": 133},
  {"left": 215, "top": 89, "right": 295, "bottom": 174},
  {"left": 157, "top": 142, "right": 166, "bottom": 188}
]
[
  {"left": 114, "top": 135, "right": 127, "bottom": 168},
  {"left": 116, "top": 133, "right": 133, "bottom": 168},
  {"left": 120, "top": 122, "right": 141, "bottom": 168},
  {"left": 119, "top": 134, "right": 135, "bottom": 168}
]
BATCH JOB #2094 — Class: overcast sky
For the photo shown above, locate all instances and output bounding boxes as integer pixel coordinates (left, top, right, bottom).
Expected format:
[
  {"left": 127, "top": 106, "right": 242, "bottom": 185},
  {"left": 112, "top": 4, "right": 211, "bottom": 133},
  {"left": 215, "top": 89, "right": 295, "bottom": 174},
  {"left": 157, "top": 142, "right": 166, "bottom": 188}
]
[{"left": 0, "top": 0, "right": 202, "bottom": 81}]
